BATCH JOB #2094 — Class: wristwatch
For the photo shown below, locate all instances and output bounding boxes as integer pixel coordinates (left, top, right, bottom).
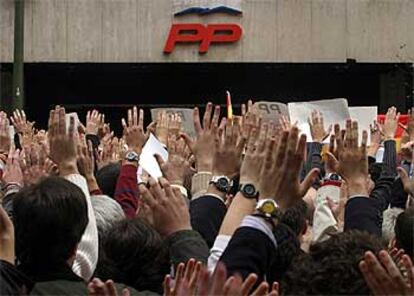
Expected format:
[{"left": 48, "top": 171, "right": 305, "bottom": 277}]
[
  {"left": 323, "top": 173, "right": 342, "bottom": 182},
  {"left": 239, "top": 183, "right": 259, "bottom": 200},
  {"left": 125, "top": 151, "right": 140, "bottom": 163},
  {"left": 253, "top": 199, "right": 281, "bottom": 229},
  {"left": 209, "top": 176, "right": 233, "bottom": 193}
]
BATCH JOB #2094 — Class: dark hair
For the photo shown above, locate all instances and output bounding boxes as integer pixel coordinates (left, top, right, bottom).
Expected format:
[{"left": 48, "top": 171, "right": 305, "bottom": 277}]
[
  {"left": 394, "top": 207, "right": 414, "bottom": 259},
  {"left": 96, "top": 218, "right": 169, "bottom": 294},
  {"left": 282, "top": 231, "right": 384, "bottom": 295},
  {"left": 281, "top": 200, "right": 308, "bottom": 236},
  {"left": 13, "top": 177, "right": 88, "bottom": 275},
  {"left": 96, "top": 162, "right": 121, "bottom": 198}
]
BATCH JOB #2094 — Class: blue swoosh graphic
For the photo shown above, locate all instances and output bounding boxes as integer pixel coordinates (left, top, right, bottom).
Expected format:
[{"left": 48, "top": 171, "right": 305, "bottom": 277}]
[{"left": 174, "top": 6, "right": 242, "bottom": 16}]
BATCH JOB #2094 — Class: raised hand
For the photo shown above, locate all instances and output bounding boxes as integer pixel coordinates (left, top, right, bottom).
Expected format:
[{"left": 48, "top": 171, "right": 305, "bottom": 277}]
[
  {"left": 181, "top": 103, "right": 220, "bottom": 172},
  {"left": 397, "top": 166, "right": 414, "bottom": 196},
  {"left": 139, "top": 177, "right": 191, "bottom": 237},
  {"left": 48, "top": 106, "right": 78, "bottom": 176},
  {"left": 156, "top": 136, "right": 191, "bottom": 186},
  {"left": 368, "top": 120, "right": 382, "bottom": 157},
  {"left": 88, "top": 278, "right": 130, "bottom": 296},
  {"left": 11, "top": 109, "right": 35, "bottom": 150},
  {"left": 335, "top": 120, "right": 369, "bottom": 197},
  {"left": 22, "top": 143, "right": 55, "bottom": 185},
  {"left": 168, "top": 113, "right": 182, "bottom": 138},
  {"left": 258, "top": 127, "right": 319, "bottom": 210},
  {"left": 2, "top": 148, "right": 24, "bottom": 187},
  {"left": 382, "top": 106, "right": 400, "bottom": 141},
  {"left": 155, "top": 110, "right": 169, "bottom": 145},
  {"left": 164, "top": 261, "right": 279, "bottom": 296},
  {"left": 213, "top": 119, "right": 246, "bottom": 178},
  {"left": 122, "top": 106, "right": 146, "bottom": 154},
  {"left": 86, "top": 110, "right": 104, "bottom": 136},
  {"left": 239, "top": 123, "right": 269, "bottom": 186},
  {"left": 308, "top": 110, "right": 331, "bottom": 143},
  {"left": 359, "top": 250, "right": 414, "bottom": 295},
  {"left": 0, "top": 112, "right": 11, "bottom": 155},
  {"left": 0, "top": 205, "right": 14, "bottom": 265},
  {"left": 164, "top": 259, "right": 202, "bottom": 296}
]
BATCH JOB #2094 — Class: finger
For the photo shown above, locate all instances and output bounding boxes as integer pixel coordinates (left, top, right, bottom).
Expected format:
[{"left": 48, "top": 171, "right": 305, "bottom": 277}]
[
  {"left": 193, "top": 107, "right": 202, "bottom": 135},
  {"left": 211, "top": 105, "right": 221, "bottom": 131},
  {"left": 378, "top": 250, "right": 407, "bottom": 290},
  {"left": 211, "top": 263, "right": 227, "bottom": 295},
  {"left": 148, "top": 177, "right": 165, "bottom": 202},
  {"left": 184, "top": 258, "right": 196, "bottom": 281},
  {"left": 139, "top": 109, "right": 144, "bottom": 129},
  {"left": 133, "top": 106, "right": 138, "bottom": 126},
  {"left": 180, "top": 133, "right": 194, "bottom": 153},
  {"left": 58, "top": 107, "right": 66, "bottom": 135},
  {"left": 275, "top": 131, "right": 289, "bottom": 168},
  {"left": 203, "top": 102, "right": 213, "bottom": 130},
  {"left": 359, "top": 260, "right": 383, "bottom": 295},
  {"left": 68, "top": 116, "right": 75, "bottom": 138},
  {"left": 299, "top": 168, "right": 320, "bottom": 197},
  {"left": 138, "top": 184, "right": 157, "bottom": 208},
  {"left": 397, "top": 167, "right": 410, "bottom": 187},
  {"left": 251, "top": 282, "right": 269, "bottom": 296},
  {"left": 241, "top": 273, "right": 258, "bottom": 296}
]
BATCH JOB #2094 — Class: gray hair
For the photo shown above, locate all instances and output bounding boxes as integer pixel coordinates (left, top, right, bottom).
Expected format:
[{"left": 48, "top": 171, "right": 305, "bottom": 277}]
[
  {"left": 382, "top": 206, "right": 405, "bottom": 244},
  {"left": 91, "top": 195, "right": 125, "bottom": 236}
]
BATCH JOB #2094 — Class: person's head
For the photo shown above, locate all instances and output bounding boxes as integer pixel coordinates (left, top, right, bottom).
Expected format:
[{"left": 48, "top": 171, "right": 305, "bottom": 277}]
[
  {"left": 96, "top": 218, "right": 169, "bottom": 293},
  {"left": 282, "top": 231, "right": 384, "bottom": 295},
  {"left": 91, "top": 195, "right": 125, "bottom": 237},
  {"left": 96, "top": 162, "right": 121, "bottom": 198},
  {"left": 281, "top": 200, "right": 308, "bottom": 241},
  {"left": 13, "top": 177, "right": 88, "bottom": 275},
  {"left": 394, "top": 207, "right": 414, "bottom": 259}
]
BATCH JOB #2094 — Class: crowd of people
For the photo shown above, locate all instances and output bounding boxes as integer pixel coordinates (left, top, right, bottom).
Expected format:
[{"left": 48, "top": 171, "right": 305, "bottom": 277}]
[{"left": 0, "top": 102, "right": 413, "bottom": 295}]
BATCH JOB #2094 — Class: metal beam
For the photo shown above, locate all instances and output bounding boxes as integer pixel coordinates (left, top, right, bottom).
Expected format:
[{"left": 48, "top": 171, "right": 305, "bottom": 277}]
[{"left": 12, "top": 0, "right": 25, "bottom": 111}]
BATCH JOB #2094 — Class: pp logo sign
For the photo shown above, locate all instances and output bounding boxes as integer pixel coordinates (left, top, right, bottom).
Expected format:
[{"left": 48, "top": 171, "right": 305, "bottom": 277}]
[{"left": 164, "top": 23, "right": 242, "bottom": 54}]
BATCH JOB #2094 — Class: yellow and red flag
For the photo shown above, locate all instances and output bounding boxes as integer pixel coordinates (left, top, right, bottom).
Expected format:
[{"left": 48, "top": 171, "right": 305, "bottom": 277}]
[{"left": 226, "top": 91, "right": 233, "bottom": 120}]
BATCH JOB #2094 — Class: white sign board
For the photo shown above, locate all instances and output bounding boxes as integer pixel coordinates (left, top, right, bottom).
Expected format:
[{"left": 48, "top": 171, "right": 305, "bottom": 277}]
[
  {"left": 252, "top": 101, "right": 289, "bottom": 125},
  {"left": 288, "top": 98, "right": 351, "bottom": 143},
  {"left": 151, "top": 108, "right": 196, "bottom": 138},
  {"left": 349, "top": 106, "right": 378, "bottom": 145}
]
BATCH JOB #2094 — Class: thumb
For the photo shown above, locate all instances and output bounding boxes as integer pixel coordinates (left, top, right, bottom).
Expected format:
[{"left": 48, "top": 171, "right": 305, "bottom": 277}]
[
  {"left": 180, "top": 132, "right": 194, "bottom": 152},
  {"left": 299, "top": 168, "right": 319, "bottom": 196},
  {"left": 154, "top": 154, "right": 165, "bottom": 167},
  {"left": 397, "top": 167, "right": 410, "bottom": 185}
]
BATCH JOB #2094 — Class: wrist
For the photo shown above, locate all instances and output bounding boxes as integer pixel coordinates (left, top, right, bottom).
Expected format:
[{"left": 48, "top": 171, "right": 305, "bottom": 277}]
[
  {"left": 58, "top": 161, "right": 78, "bottom": 176},
  {"left": 207, "top": 184, "right": 227, "bottom": 200},
  {"left": 122, "top": 160, "right": 138, "bottom": 167},
  {"left": 345, "top": 179, "right": 369, "bottom": 197},
  {"left": 197, "top": 159, "right": 213, "bottom": 172},
  {"left": 163, "top": 225, "right": 192, "bottom": 238},
  {"left": 384, "top": 134, "right": 395, "bottom": 141}
]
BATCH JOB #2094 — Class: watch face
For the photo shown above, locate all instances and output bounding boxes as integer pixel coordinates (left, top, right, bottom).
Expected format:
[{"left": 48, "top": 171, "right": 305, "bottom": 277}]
[
  {"left": 244, "top": 184, "right": 255, "bottom": 196},
  {"left": 217, "top": 178, "right": 229, "bottom": 191},
  {"left": 329, "top": 174, "right": 340, "bottom": 181},
  {"left": 262, "top": 200, "right": 276, "bottom": 214},
  {"left": 126, "top": 152, "right": 139, "bottom": 162}
]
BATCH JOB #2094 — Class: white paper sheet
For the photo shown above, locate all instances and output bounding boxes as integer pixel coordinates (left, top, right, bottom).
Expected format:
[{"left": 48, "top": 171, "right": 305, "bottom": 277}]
[
  {"left": 65, "top": 112, "right": 80, "bottom": 133},
  {"left": 288, "top": 98, "right": 351, "bottom": 143},
  {"left": 349, "top": 106, "right": 378, "bottom": 145},
  {"left": 139, "top": 134, "right": 169, "bottom": 179}
]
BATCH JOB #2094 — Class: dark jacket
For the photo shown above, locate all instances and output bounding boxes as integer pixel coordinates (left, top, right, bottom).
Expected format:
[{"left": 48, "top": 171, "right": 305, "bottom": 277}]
[
  {"left": 166, "top": 229, "right": 209, "bottom": 266},
  {"left": 219, "top": 222, "right": 300, "bottom": 282},
  {"left": 344, "top": 196, "right": 383, "bottom": 236},
  {"left": 190, "top": 195, "right": 227, "bottom": 248}
]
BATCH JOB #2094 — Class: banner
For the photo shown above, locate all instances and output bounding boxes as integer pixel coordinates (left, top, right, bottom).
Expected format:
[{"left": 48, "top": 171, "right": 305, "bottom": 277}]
[{"left": 251, "top": 101, "right": 289, "bottom": 125}]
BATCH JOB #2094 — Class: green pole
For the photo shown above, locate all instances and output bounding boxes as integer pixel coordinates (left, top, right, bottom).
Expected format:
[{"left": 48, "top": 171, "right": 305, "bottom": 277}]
[{"left": 12, "top": 0, "right": 25, "bottom": 111}]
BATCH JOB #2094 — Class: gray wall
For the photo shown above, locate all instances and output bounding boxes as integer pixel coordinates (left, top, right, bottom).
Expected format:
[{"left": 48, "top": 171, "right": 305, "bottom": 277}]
[{"left": 1, "top": 0, "right": 414, "bottom": 63}]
